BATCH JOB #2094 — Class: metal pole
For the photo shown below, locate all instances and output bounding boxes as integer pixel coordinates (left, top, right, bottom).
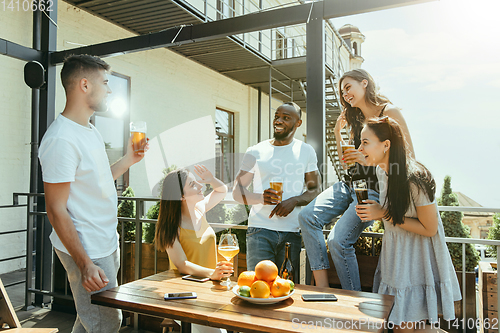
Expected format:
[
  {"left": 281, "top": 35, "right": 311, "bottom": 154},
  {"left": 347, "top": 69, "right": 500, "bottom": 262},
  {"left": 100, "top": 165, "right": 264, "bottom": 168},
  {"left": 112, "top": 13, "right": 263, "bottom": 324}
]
[
  {"left": 24, "top": 196, "right": 34, "bottom": 310},
  {"left": 257, "top": 87, "right": 262, "bottom": 142},
  {"left": 497, "top": 245, "right": 499, "bottom": 330},
  {"left": 306, "top": 4, "right": 326, "bottom": 187},
  {"left": 269, "top": 66, "right": 272, "bottom": 139},
  {"left": 25, "top": 8, "right": 42, "bottom": 311},
  {"left": 35, "top": 1, "right": 58, "bottom": 307},
  {"left": 461, "top": 243, "right": 465, "bottom": 333}
]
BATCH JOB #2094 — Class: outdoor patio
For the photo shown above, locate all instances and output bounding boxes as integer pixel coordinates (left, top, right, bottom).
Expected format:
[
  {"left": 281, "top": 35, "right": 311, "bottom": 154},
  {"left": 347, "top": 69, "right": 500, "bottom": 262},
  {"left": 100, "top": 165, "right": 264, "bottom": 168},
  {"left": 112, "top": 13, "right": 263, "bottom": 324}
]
[{"left": 2, "top": 270, "right": 155, "bottom": 332}]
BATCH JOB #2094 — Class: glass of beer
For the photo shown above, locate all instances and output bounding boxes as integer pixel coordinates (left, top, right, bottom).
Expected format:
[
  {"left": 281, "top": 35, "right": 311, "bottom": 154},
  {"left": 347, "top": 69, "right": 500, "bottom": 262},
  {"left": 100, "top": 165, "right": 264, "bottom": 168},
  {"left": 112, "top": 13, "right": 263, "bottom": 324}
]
[
  {"left": 353, "top": 179, "right": 368, "bottom": 205},
  {"left": 269, "top": 176, "right": 283, "bottom": 203},
  {"left": 130, "top": 121, "right": 147, "bottom": 153},
  {"left": 218, "top": 233, "right": 239, "bottom": 289},
  {"left": 341, "top": 143, "right": 356, "bottom": 168}
]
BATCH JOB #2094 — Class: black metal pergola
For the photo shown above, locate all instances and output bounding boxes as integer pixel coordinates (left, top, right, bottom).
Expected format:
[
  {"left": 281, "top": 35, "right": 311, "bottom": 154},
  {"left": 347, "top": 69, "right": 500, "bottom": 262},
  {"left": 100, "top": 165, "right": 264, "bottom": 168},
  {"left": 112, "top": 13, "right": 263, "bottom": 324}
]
[{"left": 1, "top": 0, "right": 430, "bottom": 307}]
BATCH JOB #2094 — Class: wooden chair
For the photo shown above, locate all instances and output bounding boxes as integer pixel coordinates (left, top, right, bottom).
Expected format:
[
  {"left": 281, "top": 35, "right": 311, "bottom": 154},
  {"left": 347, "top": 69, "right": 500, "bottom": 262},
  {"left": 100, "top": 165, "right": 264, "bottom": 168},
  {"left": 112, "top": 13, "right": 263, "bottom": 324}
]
[{"left": 0, "top": 278, "right": 58, "bottom": 332}]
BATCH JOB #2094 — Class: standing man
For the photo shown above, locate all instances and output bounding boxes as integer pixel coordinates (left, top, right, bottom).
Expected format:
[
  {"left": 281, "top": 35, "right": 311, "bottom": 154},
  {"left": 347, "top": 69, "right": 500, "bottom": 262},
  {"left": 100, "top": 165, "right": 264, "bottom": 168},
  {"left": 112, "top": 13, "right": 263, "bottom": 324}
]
[
  {"left": 233, "top": 102, "right": 320, "bottom": 281},
  {"left": 39, "top": 55, "right": 145, "bottom": 333}
]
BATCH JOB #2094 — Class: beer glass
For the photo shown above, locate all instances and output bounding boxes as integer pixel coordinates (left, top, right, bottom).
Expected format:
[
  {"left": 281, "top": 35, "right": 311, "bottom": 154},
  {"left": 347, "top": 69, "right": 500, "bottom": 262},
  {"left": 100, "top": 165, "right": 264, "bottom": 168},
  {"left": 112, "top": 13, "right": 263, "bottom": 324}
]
[
  {"left": 269, "top": 176, "right": 283, "bottom": 203},
  {"left": 130, "top": 121, "right": 147, "bottom": 153},
  {"left": 353, "top": 179, "right": 368, "bottom": 205},
  {"left": 341, "top": 143, "right": 356, "bottom": 168}
]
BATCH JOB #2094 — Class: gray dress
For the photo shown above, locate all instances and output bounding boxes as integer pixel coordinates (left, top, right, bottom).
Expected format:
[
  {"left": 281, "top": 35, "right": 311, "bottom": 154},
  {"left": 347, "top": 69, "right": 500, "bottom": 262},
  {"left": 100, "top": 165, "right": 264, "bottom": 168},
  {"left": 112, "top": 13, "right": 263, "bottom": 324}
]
[{"left": 373, "top": 166, "right": 462, "bottom": 325}]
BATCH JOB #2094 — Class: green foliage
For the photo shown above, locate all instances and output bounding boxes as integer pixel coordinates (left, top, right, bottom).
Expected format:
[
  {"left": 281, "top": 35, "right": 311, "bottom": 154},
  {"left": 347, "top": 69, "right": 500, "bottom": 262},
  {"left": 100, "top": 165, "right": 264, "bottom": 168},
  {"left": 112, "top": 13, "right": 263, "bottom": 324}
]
[
  {"left": 353, "top": 219, "right": 384, "bottom": 256},
  {"left": 487, "top": 213, "right": 500, "bottom": 258},
  {"left": 117, "top": 186, "right": 136, "bottom": 242},
  {"left": 143, "top": 165, "right": 178, "bottom": 243},
  {"left": 439, "top": 176, "right": 479, "bottom": 272},
  {"left": 215, "top": 204, "right": 250, "bottom": 254},
  {"left": 143, "top": 202, "right": 160, "bottom": 244}
]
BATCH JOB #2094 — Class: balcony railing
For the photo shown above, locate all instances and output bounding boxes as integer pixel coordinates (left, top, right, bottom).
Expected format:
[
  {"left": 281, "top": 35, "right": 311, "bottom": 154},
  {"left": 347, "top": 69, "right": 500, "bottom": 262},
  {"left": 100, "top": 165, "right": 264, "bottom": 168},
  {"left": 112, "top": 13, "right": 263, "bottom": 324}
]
[
  {"left": 2, "top": 193, "right": 499, "bottom": 332},
  {"left": 174, "top": 0, "right": 353, "bottom": 73}
]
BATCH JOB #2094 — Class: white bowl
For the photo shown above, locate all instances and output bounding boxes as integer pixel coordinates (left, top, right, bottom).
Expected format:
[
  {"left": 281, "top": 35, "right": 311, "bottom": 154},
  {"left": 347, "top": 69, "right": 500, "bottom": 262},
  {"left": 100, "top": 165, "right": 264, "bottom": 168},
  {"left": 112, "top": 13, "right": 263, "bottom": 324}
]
[{"left": 232, "top": 285, "right": 295, "bottom": 304}]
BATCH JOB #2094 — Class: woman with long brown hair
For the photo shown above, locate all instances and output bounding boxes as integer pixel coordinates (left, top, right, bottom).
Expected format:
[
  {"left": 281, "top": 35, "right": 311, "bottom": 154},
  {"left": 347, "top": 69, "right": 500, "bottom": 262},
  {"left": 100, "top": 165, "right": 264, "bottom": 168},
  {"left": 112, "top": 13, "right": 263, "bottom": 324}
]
[
  {"left": 299, "top": 69, "right": 414, "bottom": 289},
  {"left": 356, "top": 116, "right": 460, "bottom": 330},
  {"left": 155, "top": 165, "right": 232, "bottom": 281}
]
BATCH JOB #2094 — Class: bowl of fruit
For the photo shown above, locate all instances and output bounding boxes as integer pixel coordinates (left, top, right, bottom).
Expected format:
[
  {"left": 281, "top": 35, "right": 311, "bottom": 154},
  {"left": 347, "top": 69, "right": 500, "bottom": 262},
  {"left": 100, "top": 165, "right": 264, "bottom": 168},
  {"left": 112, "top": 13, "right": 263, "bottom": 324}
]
[{"left": 232, "top": 260, "right": 295, "bottom": 304}]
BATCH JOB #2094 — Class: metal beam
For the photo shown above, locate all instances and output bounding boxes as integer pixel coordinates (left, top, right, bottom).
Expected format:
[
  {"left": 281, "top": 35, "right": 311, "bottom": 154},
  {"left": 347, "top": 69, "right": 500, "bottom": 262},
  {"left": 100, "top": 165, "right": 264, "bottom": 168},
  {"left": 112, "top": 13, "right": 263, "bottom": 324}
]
[
  {"left": 51, "top": 0, "right": 433, "bottom": 64},
  {"left": 51, "top": 0, "right": 312, "bottom": 64},
  {"left": 220, "top": 65, "right": 269, "bottom": 74},
  {"left": 306, "top": 3, "right": 326, "bottom": 188},
  {"left": 0, "top": 38, "right": 43, "bottom": 62}
]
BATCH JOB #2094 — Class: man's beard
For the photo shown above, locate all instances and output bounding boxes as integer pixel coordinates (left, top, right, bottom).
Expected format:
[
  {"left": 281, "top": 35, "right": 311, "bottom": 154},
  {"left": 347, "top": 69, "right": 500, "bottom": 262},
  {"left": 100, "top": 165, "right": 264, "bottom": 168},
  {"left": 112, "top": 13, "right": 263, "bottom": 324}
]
[{"left": 273, "top": 127, "right": 292, "bottom": 140}]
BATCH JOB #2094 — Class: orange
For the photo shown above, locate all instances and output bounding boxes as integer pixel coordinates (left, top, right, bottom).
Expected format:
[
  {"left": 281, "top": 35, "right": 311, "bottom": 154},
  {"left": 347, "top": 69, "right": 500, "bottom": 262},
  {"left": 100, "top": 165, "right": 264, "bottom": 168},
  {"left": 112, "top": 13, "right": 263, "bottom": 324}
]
[
  {"left": 250, "top": 280, "right": 270, "bottom": 298},
  {"left": 270, "top": 278, "right": 291, "bottom": 297},
  {"left": 255, "top": 260, "right": 278, "bottom": 282},
  {"left": 237, "top": 271, "right": 257, "bottom": 287}
]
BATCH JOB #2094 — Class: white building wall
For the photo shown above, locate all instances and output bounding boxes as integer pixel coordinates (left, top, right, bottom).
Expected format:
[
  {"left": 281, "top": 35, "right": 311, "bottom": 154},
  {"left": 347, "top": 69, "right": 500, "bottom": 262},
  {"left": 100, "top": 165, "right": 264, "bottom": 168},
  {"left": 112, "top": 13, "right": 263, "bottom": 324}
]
[{"left": 0, "top": 10, "right": 36, "bottom": 273}]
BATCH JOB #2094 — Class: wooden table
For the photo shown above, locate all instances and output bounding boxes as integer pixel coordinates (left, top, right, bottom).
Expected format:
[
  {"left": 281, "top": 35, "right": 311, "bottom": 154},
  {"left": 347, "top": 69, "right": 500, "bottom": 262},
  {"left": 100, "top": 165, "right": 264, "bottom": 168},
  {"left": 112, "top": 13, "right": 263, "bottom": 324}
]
[{"left": 91, "top": 271, "right": 394, "bottom": 333}]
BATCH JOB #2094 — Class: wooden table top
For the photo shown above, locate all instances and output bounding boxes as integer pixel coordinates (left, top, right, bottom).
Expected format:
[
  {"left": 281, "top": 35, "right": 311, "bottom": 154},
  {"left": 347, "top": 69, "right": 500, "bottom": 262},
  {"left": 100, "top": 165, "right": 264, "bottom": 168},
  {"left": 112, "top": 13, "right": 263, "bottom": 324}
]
[{"left": 91, "top": 271, "right": 394, "bottom": 333}]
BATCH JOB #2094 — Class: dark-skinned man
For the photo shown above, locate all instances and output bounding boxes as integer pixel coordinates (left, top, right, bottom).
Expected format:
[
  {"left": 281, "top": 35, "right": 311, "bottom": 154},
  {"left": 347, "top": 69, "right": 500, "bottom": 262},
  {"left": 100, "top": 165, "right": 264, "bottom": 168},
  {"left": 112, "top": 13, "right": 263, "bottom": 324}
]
[{"left": 233, "top": 102, "right": 321, "bottom": 282}]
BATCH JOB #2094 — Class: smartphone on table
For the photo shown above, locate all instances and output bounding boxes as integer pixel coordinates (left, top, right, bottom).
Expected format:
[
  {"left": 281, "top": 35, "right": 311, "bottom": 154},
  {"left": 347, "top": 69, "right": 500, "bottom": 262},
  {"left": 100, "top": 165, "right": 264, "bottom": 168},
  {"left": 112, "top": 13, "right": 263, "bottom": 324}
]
[
  {"left": 164, "top": 292, "right": 197, "bottom": 300},
  {"left": 182, "top": 275, "right": 210, "bottom": 282},
  {"left": 301, "top": 294, "right": 338, "bottom": 302}
]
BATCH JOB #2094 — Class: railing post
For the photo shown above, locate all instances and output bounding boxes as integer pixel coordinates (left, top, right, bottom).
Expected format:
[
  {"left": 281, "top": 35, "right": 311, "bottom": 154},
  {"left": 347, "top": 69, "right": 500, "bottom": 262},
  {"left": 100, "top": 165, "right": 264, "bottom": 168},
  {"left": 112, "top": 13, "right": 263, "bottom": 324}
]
[
  {"left": 204, "top": 0, "right": 207, "bottom": 22},
  {"left": 24, "top": 195, "right": 34, "bottom": 310},
  {"left": 461, "top": 243, "right": 465, "bottom": 333},
  {"left": 134, "top": 200, "right": 143, "bottom": 281},
  {"left": 133, "top": 198, "right": 144, "bottom": 331}
]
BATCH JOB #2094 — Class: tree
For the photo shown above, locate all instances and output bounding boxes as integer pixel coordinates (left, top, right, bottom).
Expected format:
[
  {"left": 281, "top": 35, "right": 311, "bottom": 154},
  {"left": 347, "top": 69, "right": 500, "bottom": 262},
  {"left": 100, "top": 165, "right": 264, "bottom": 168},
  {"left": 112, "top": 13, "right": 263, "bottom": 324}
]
[
  {"left": 438, "top": 176, "right": 479, "bottom": 272},
  {"left": 117, "top": 186, "right": 136, "bottom": 242},
  {"left": 486, "top": 213, "right": 500, "bottom": 258}
]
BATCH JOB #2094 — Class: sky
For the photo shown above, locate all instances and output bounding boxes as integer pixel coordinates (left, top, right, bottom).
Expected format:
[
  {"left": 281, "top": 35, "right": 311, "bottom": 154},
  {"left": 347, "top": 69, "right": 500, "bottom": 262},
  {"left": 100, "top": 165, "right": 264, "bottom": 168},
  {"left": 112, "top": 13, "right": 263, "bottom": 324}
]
[{"left": 330, "top": 0, "right": 500, "bottom": 209}]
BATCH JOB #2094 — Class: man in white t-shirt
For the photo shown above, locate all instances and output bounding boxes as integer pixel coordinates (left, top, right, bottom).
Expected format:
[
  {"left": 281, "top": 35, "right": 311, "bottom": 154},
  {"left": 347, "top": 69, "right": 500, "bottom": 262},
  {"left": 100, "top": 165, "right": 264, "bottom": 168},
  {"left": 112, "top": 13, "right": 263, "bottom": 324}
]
[
  {"left": 233, "top": 102, "right": 321, "bottom": 281},
  {"left": 39, "top": 55, "right": 146, "bottom": 333}
]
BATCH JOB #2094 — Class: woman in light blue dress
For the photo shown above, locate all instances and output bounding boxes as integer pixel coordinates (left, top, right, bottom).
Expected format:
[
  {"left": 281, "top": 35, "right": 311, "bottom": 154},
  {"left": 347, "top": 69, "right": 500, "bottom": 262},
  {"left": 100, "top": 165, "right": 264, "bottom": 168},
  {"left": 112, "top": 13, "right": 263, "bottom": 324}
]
[{"left": 355, "top": 116, "right": 461, "bottom": 331}]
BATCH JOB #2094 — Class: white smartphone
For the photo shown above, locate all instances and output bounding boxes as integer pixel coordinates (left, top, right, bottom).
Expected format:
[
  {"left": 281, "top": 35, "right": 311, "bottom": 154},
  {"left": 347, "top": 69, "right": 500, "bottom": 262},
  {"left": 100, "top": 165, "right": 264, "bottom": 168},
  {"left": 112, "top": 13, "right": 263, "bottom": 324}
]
[
  {"left": 182, "top": 275, "right": 210, "bottom": 282},
  {"left": 301, "top": 294, "right": 338, "bottom": 302},
  {"left": 164, "top": 292, "right": 197, "bottom": 300}
]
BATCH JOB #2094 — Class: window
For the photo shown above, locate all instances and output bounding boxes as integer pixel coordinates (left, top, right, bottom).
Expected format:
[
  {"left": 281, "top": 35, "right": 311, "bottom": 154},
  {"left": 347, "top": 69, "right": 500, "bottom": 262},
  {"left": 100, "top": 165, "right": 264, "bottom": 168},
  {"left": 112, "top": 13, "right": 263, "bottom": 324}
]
[
  {"left": 215, "top": 109, "right": 234, "bottom": 184},
  {"left": 353, "top": 42, "right": 358, "bottom": 55},
  {"left": 90, "top": 72, "right": 131, "bottom": 195}
]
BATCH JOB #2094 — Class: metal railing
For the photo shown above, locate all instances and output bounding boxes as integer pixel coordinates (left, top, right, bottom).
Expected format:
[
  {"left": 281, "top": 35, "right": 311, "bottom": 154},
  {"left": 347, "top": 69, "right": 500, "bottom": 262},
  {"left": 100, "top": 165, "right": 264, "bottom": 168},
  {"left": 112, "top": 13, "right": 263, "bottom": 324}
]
[
  {"left": 3, "top": 192, "right": 499, "bottom": 331},
  {"left": 177, "top": 0, "right": 354, "bottom": 68},
  {"left": 0, "top": 193, "right": 28, "bottom": 288}
]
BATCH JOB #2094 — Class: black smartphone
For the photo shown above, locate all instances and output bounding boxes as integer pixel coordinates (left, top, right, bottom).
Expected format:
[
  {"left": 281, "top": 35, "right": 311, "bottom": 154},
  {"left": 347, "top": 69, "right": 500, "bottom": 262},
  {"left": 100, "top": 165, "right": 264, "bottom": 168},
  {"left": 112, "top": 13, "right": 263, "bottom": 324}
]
[
  {"left": 301, "top": 294, "right": 338, "bottom": 302},
  {"left": 182, "top": 275, "right": 210, "bottom": 282},
  {"left": 164, "top": 292, "right": 197, "bottom": 300}
]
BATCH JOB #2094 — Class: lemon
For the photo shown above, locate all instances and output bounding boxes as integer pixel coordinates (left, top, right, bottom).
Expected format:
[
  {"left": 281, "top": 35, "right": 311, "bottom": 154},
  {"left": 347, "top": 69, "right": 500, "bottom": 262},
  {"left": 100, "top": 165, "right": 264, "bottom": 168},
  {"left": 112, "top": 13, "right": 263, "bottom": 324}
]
[
  {"left": 239, "top": 285, "right": 251, "bottom": 297},
  {"left": 287, "top": 280, "right": 295, "bottom": 291}
]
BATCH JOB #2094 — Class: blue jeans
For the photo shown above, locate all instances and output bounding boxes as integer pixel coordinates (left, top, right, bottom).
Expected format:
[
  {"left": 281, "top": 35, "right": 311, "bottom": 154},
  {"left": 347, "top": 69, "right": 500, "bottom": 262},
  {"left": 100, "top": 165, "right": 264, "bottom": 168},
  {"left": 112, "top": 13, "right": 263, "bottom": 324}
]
[
  {"left": 298, "top": 181, "right": 379, "bottom": 291},
  {"left": 246, "top": 227, "right": 302, "bottom": 283}
]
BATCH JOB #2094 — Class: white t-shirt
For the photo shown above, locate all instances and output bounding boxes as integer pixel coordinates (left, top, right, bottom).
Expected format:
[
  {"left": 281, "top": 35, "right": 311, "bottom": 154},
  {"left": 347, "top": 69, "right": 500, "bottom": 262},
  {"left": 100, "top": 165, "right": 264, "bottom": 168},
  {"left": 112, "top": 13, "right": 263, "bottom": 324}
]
[
  {"left": 239, "top": 139, "right": 318, "bottom": 232},
  {"left": 39, "top": 114, "right": 119, "bottom": 259}
]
